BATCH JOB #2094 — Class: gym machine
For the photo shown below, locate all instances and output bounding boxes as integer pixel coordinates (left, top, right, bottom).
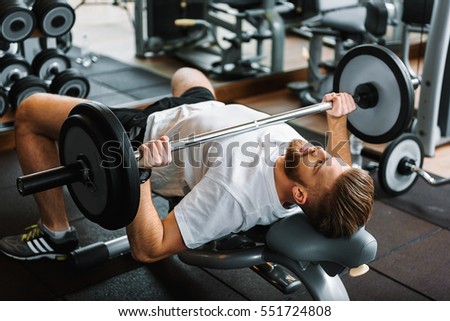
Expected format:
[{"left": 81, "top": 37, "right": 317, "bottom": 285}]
[
  {"left": 407, "top": 0, "right": 450, "bottom": 157},
  {"left": 16, "top": 44, "right": 421, "bottom": 300},
  {"left": 135, "top": 0, "right": 293, "bottom": 79},
  {"left": 289, "top": 0, "right": 398, "bottom": 105}
]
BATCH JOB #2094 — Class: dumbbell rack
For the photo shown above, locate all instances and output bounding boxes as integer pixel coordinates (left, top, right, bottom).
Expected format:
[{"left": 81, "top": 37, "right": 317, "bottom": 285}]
[{"left": 0, "top": 0, "right": 83, "bottom": 133}]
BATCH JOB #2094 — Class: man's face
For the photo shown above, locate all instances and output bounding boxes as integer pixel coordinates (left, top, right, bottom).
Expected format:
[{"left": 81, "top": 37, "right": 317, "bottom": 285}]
[{"left": 284, "top": 140, "right": 350, "bottom": 191}]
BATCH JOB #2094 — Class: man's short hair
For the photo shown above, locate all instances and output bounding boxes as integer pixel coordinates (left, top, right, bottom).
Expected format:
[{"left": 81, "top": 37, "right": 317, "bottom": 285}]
[{"left": 306, "top": 168, "right": 374, "bottom": 238}]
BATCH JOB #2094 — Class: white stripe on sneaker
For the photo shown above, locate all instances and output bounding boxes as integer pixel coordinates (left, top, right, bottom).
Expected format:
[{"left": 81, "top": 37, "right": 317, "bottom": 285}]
[
  {"left": 27, "top": 241, "right": 39, "bottom": 254},
  {"left": 39, "top": 238, "right": 54, "bottom": 252},
  {"left": 33, "top": 239, "right": 47, "bottom": 253}
]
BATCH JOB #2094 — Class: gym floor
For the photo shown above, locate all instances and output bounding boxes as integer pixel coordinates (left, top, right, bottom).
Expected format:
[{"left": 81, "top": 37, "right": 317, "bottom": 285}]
[{"left": 0, "top": 0, "right": 449, "bottom": 303}]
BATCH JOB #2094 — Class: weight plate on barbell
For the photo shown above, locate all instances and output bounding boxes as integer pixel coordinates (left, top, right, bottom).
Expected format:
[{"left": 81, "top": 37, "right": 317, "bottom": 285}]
[
  {"left": 334, "top": 44, "right": 415, "bottom": 144},
  {"left": 59, "top": 102, "right": 140, "bottom": 230},
  {"left": 50, "top": 68, "right": 90, "bottom": 98},
  {"left": 32, "top": 48, "right": 71, "bottom": 81},
  {"left": 378, "top": 133, "right": 424, "bottom": 196}
]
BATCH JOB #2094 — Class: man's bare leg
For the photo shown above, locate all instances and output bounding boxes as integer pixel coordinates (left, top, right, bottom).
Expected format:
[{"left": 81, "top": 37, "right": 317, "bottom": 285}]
[
  {"left": 15, "top": 93, "right": 86, "bottom": 231},
  {"left": 171, "top": 67, "right": 216, "bottom": 98}
]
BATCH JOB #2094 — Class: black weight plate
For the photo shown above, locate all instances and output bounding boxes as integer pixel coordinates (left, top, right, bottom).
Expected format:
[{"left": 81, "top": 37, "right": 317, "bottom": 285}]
[
  {"left": 378, "top": 133, "right": 424, "bottom": 196},
  {"left": 0, "top": 53, "right": 32, "bottom": 87},
  {"left": 32, "top": 48, "right": 71, "bottom": 81},
  {"left": 0, "top": 1, "right": 36, "bottom": 42},
  {"left": 59, "top": 102, "right": 140, "bottom": 230},
  {"left": 33, "top": 0, "right": 76, "bottom": 37},
  {"left": 8, "top": 75, "right": 49, "bottom": 110},
  {"left": 0, "top": 88, "right": 8, "bottom": 117},
  {"left": 334, "top": 44, "right": 415, "bottom": 144},
  {"left": 50, "top": 68, "right": 90, "bottom": 98}
]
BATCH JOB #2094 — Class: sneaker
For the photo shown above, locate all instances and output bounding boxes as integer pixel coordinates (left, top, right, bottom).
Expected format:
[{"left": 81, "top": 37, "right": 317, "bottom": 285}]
[{"left": 0, "top": 223, "right": 79, "bottom": 261}]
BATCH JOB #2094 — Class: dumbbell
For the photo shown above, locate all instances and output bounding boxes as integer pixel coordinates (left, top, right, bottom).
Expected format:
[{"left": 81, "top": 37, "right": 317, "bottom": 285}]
[
  {"left": 0, "top": 53, "right": 48, "bottom": 112},
  {"left": 0, "top": 0, "right": 36, "bottom": 42},
  {"left": 32, "top": 48, "right": 90, "bottom": 98},
  {"left": 32, "top": 0, "right": 76, "bottom": 37}
]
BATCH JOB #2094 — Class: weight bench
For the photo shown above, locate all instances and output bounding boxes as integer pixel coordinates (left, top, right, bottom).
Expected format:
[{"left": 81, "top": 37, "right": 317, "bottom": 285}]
[{"left": 71, "top": 211, "right": 377, "bottom": 300}]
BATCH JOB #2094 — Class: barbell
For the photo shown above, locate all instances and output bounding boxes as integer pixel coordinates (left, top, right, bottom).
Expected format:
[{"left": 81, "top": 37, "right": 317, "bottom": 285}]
[{"left": 16, "top": 44, "right": 416, "bottom": 230}]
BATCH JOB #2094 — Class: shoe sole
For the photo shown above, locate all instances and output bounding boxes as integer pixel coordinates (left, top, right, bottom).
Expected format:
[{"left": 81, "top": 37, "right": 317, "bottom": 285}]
[{"left": 1, "top": 250, "right": 68, "bottom": 261}]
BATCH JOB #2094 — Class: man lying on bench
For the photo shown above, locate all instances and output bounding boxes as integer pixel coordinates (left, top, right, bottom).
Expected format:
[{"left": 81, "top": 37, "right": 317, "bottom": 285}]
[{"left": 0, "top": 67, "right": 374, "bottom": 262}]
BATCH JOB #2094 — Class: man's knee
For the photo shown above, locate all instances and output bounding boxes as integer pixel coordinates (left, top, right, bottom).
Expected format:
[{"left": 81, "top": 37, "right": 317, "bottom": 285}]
[
  {"left": 171, "top": 67, "right": 214, "bottom": 98},
  {"left": 15, "top": 93, "right": 49, "bottom": 124},
  {"left": 172, "top": 67, "right": 199, "bottom": 79}
]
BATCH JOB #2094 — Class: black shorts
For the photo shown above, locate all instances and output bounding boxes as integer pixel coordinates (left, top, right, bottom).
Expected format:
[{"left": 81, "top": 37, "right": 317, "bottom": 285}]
[{"left": 110, "top": 87, "right": 215, "bottom": 144}]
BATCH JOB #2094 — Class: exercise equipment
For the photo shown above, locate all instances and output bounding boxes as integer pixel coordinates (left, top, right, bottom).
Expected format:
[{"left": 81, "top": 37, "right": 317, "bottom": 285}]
[
  {"left": 0, "top": 53, "right": 48, "bottom": 110},
  {"left": 289, "top": 0, "right": 397, "bottom": 106},
  {"left": 70, "top": 213, "right": 377, "bottom": 300},
  {"left": 378, "top": 133, "right": 450, "bottom": 196},
  {"left": 399, "top": 0, "right": 434, "bottom": 80},
  {"left": 0, "top": 0, "right": 36, "bottom": 42},
  {"left": 9, "top": 75, "right": 49, "bottom": 110},
  {"left": 31, "top": 48, "right": 90, "bottom": 98},
  {"left": 0, "top": 88, "right": 8, "bottom": 118},
  {"left": 16, "top": 44, "right": 415, "bottom": 229},
  {"left": 0, "top": 53, "right": 31, "bottom": 89},
  {"left": 32, "top": 0, "right": 76, "bottom": 37},
  {"left": 333, "top": 43, "right": 416, "bottom": 144},
  {"left": 135, "top": 0, "right": 292, "bottom": 79},
  {"left": 408, "top": 0, "right": 450, "bottom": 157}
]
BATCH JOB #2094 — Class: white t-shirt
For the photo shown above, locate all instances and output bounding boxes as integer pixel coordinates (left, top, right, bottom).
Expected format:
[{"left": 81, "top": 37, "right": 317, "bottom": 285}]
[{"left": 143, "top": 101, "right": 303, "bottom": 248}]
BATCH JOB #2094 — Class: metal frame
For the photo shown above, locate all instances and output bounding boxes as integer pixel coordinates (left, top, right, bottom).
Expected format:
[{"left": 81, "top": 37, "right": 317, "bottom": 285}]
[
  {"left": 134, "top": 0, "right": 287, "bottom": 74},
  {"left": 71, "top": 213, "right": 378, "bottom": 301},
  {"left": 415, "top": 0, "right": 450, "bottom": 156}
]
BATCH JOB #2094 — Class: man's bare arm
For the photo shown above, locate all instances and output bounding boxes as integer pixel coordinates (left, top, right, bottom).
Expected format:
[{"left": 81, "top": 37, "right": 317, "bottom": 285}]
[
  {"left": 127, "top": 136, "right": 187, "bottom": 263},
  {"left": 323, "top": 93, "right": 356, "bottom": 166}
]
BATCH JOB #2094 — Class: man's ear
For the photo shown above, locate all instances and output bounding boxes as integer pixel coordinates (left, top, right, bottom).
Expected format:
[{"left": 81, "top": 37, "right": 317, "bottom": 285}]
[{"left": 292, "top": 184, "right": 307, "bottom": 205}]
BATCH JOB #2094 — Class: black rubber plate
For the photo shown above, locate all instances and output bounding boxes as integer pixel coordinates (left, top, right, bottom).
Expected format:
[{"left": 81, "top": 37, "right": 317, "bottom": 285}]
[{"left": 59, "top": 102, "right": 140, "bottom": 230}]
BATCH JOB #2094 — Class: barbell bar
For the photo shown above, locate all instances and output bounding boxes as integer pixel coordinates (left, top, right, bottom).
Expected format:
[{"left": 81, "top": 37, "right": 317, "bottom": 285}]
[
  {"left": 16, "top": 44, "right": 416, "bottom": 230},
  {"left": 138, "top": 101, "right": 333, "bottom": 157}
]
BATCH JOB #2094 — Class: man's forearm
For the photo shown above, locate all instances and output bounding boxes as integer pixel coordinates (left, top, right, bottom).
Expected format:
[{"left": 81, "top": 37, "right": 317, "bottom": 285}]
[{"left": 326, "top": 115, "right": 351, "bottom": 165}]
